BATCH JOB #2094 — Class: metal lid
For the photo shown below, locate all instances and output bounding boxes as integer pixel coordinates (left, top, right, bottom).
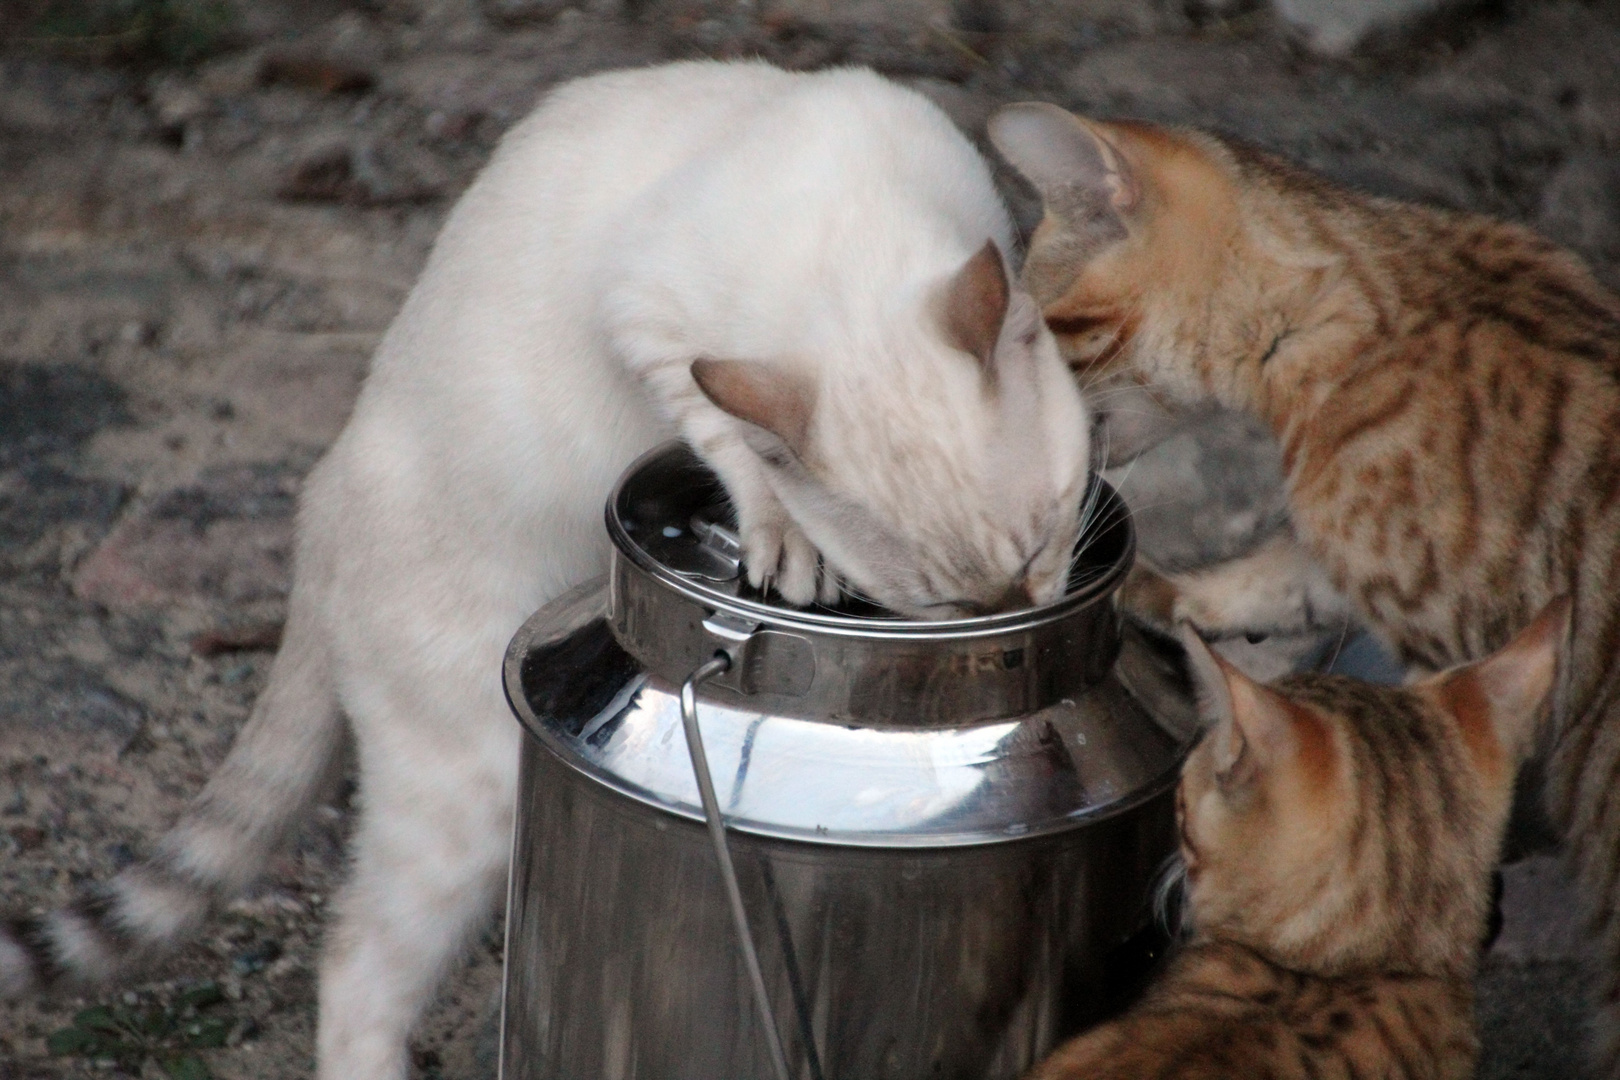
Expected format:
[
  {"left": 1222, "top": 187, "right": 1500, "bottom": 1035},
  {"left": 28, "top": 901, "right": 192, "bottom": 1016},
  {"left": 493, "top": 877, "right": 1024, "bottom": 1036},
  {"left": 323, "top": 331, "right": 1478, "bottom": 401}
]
[{"left": 604, "top": 443, "right": 1134, "bottom": 726}]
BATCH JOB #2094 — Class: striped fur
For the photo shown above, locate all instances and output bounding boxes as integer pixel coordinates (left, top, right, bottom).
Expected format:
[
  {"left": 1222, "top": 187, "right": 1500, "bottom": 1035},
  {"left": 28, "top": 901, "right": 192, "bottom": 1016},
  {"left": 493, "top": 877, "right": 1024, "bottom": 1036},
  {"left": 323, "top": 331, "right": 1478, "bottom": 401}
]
[
  {"left": 1031, "top": 944, "right": 1476, "bottom": 1080},
  {"left": 1029, "top": 609, "right": 1561, "bottom": 1079},
  {"left": 991, "top": 102, "right": 1620, "bottom": 1074}
]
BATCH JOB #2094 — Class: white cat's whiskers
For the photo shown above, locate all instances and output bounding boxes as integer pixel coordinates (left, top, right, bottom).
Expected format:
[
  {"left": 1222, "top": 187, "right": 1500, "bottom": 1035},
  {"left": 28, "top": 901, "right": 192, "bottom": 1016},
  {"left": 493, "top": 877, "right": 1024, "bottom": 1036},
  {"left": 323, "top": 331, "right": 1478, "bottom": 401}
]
[{"left": 1151, "top": 851, "right": 1189, "bottom": 940}]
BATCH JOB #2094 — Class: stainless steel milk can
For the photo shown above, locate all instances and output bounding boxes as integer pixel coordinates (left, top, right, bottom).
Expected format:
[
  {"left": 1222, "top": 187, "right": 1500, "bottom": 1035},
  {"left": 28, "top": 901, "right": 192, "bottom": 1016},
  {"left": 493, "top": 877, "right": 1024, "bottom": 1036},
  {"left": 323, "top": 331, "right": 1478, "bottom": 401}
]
[{"left": 499, "top": 442, "right": 1199, "bottom": 1080}]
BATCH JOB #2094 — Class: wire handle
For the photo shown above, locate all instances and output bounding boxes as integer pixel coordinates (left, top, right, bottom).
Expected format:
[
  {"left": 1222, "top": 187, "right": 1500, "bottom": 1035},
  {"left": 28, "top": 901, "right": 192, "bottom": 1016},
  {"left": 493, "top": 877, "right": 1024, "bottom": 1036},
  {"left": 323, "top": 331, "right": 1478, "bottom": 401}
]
[{"left": 680, "top": 654, "right": 793, "bottom": 1080}]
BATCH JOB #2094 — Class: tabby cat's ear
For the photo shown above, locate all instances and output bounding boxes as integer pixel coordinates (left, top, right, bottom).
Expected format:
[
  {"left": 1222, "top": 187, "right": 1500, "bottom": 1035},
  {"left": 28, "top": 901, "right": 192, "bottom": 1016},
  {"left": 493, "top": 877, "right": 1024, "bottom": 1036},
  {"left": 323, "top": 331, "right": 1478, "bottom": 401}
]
[
  {"left": 1427, "top": 596, "right": 1568, "bottom": 767},
  {"left": 1179, "top": 624, "right": 1299, "bottom": 791},
  {"left": 691, "top": 359, "right": 815, "bottom": 458},
  {"left": 988, "top": 103, "right": 1139, "bottom": 218},
  {"left": 943, "top": 240, "right": 1011, "bottom": 369}
]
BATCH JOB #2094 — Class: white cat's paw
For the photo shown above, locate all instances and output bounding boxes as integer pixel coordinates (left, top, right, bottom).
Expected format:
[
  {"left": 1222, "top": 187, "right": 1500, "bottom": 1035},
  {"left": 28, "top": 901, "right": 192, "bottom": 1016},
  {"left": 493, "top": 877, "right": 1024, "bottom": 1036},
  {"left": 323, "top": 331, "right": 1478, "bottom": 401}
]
[
  {"left": 742, "top": 519, "right": 785, "bottom": 595},
  {"left": 816, "top": 564, "right": 842, "bottom": 606},
  {"left": 741, "top": 518, "right": 828, "bottom": 608},
  {"left": 775, "top": 527, "right": 821, "bottom": 607}
]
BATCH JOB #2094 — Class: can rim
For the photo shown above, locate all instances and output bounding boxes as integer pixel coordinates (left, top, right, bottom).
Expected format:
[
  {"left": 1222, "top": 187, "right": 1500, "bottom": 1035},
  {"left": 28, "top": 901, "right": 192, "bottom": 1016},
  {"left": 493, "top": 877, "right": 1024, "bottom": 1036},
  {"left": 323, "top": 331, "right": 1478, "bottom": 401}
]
[{"left": 604, "top": 441, "right": 1134, "bottom": 644}]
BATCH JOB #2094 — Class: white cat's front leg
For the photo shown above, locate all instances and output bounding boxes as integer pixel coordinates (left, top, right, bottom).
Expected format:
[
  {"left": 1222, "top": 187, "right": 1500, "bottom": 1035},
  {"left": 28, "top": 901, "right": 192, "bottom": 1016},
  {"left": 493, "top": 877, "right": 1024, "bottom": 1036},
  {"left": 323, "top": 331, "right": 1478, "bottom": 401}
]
[
  {"left": 1121, "top": 530, "right": 1354, "bottom": 641},
  {"left": 700, "top": 433, "right": 833, "bottom": 606}
]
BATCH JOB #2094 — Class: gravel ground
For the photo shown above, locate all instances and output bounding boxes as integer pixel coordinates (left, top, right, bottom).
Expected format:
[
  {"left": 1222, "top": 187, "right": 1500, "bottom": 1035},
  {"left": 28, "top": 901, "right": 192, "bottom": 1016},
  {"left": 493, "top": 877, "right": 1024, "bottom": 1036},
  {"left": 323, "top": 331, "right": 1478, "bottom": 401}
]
[{"left": 0, "top": 1, "right": 1615, "bottom": 1077}]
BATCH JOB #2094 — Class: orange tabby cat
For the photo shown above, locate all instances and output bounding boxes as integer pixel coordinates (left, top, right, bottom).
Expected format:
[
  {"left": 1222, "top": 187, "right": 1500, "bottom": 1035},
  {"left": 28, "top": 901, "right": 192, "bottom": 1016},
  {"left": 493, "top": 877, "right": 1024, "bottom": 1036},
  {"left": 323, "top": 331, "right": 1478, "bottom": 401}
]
[
  {"left": 1030, "top": 602, "right": 1564, "bottom": 1080},
  {"left": 988, "top": 103, "right": 1620, "bottom": 1073}
]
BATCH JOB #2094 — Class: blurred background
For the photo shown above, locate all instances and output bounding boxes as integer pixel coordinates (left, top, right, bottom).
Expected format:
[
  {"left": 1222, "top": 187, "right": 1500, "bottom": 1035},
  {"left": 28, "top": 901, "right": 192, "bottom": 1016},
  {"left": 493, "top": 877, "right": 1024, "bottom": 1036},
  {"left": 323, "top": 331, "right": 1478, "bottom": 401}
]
[{"left": 0, "top": 0, "right": 1616, "bottom": 1076}]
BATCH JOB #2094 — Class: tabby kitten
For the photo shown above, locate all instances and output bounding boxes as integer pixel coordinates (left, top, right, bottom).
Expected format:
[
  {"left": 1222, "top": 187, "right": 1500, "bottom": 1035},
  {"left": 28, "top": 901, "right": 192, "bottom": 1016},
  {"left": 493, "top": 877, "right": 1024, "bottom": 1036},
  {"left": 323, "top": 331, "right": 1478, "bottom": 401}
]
[
  {"left": 1030, "top": 602, "right": 1564, "bottom": 1080},
  {"left": 989, "top": 102, "right": 1620, "bottom": 1072}
]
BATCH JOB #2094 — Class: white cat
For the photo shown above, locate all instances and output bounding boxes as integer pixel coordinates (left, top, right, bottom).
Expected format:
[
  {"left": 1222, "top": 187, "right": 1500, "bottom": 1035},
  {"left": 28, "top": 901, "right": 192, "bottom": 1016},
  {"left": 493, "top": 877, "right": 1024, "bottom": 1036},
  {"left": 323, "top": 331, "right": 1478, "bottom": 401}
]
[{"left": 0, "top": 61, "right": 1091, "bottom": 1078}]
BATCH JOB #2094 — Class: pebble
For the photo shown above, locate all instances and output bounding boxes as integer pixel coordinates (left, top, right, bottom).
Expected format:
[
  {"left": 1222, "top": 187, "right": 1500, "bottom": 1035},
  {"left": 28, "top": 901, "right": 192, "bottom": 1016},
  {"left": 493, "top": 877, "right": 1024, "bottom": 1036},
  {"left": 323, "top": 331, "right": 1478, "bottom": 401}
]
[
  {"left": 232, "top": 937, "right": 284, "bottom": 975},
  {"left": 265, "top": 955, "right": 302, "bottom": 980},
  {"left": 259, "top": 48, "right": 377, "bottom": 94},
  {"left": 10, "top": 826, "right": 48, "bottom": 854},
  {"left": 481, "top": 0, "right": 573, "bottom": 26},
  {"left": 118, "top": 320, "right": 155, "bottom": 346},
  {"left": 227, "top": 1015, "right": 262, "bottom": 1046},
  {"left": 226, "top": 887, "right": 307, "bottom": 917}
]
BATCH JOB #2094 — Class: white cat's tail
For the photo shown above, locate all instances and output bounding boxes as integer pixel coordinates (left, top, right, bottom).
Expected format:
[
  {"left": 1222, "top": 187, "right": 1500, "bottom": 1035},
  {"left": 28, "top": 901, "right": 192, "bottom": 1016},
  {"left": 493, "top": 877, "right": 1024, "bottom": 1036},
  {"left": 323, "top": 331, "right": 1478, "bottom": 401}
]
[{"left": 1, "top": 599, "right": 342, "bottom": 997}]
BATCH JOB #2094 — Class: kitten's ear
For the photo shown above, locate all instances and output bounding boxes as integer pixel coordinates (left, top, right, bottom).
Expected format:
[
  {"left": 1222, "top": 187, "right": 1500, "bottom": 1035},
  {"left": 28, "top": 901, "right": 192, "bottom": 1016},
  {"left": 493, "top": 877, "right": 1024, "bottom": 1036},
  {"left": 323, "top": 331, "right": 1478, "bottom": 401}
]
[
  {"left": 690, "top": 359, "right": 815, "bottom": 458},
  {"left": 1427, "top": 597, "right": 1568, "bottom": 767},
  {"left": 988, "top": 103, "right": 1139, "bottom": 217},
  {"left": 1179, "top": 624, "right": 1298, "bottom": 791},
  {"left": 943, "top": 240, "right": 1011, "bottom": 369}
]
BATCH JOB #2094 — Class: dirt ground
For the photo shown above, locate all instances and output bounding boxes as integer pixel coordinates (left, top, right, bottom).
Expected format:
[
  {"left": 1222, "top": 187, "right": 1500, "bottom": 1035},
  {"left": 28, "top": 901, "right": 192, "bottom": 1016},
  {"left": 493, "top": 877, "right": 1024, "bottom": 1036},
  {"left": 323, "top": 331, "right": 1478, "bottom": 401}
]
[{"left": 1, "top": 0, "right": 1617, "bottom": 1077}]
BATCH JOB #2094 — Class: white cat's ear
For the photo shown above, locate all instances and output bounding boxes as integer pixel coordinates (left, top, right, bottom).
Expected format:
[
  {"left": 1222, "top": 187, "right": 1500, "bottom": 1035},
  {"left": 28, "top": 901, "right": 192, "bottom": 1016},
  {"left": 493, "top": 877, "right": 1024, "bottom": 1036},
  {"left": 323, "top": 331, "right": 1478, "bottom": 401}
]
[
  {"left": 1423, "top": 596, "right": 1567, "bottom": 768},
  {"left": 690, "top": 359, "right": 815, "bottom": 458},
  {"left": 943, "top": 240, "right": 1011, "bottom": 369},
  {"left": 988, "top": 103, "right": 1138, "bottom": 216},
  {"left": 1179, "top": 623, "right": 1298, "bottom": 791}
]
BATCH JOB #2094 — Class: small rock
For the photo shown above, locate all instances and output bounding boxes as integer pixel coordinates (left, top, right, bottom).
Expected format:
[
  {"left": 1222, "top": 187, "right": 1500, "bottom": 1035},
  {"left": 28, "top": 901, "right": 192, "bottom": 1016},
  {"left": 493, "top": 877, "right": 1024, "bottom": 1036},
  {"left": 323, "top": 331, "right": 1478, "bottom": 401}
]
[
  {"left": 225, "top": 888, "right": 306, "bottom": 918},
  {"left": 33, "top": 680, "right": 148, "bottom": 743},
  {"left": 148, "top": 77, "right": 208, "bottom": 130},
  {"left": 1273, "top": 0, "right": 1443, "bottom": 54},
  {"left": 191, "top": 622, "right": 284, "bottom": 658},
  {"left": 232, "top": 938, "right": 283, "bottom": 976},
  {"left": 196, "top": 48, "right": 267, "bottom": 97},
  {"left": 8, "top": 825, "right": 45, "bottom": 853},
  {"left": 260, "top": 49, "right": 377, "bottom": 95},
  {"left": 759, "top": 0, "right": 945, "bottom": 29},
  {"left": 482, "top": 0, "right": 573, "bottom": 27},
  {"left": 227, "top": 1015, "right": 262, "bottom": 1046},
  {"left": 424, "top": 108, "right": 484, "bottom": 142},
  {"left": 118, "top": 320, "right": 156, "bottom": 346},
  {"left": 257, "top": 12, "right": 389, "bottom": 95},
  {"left": 277, "top": 139, "right": 450, "bottom": 206},
  {"left": 276, "top": 142, "right": 359, "bottom": 202},
  {"left": 264, "top": 955, "right": 302, "bottom": 980}
]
